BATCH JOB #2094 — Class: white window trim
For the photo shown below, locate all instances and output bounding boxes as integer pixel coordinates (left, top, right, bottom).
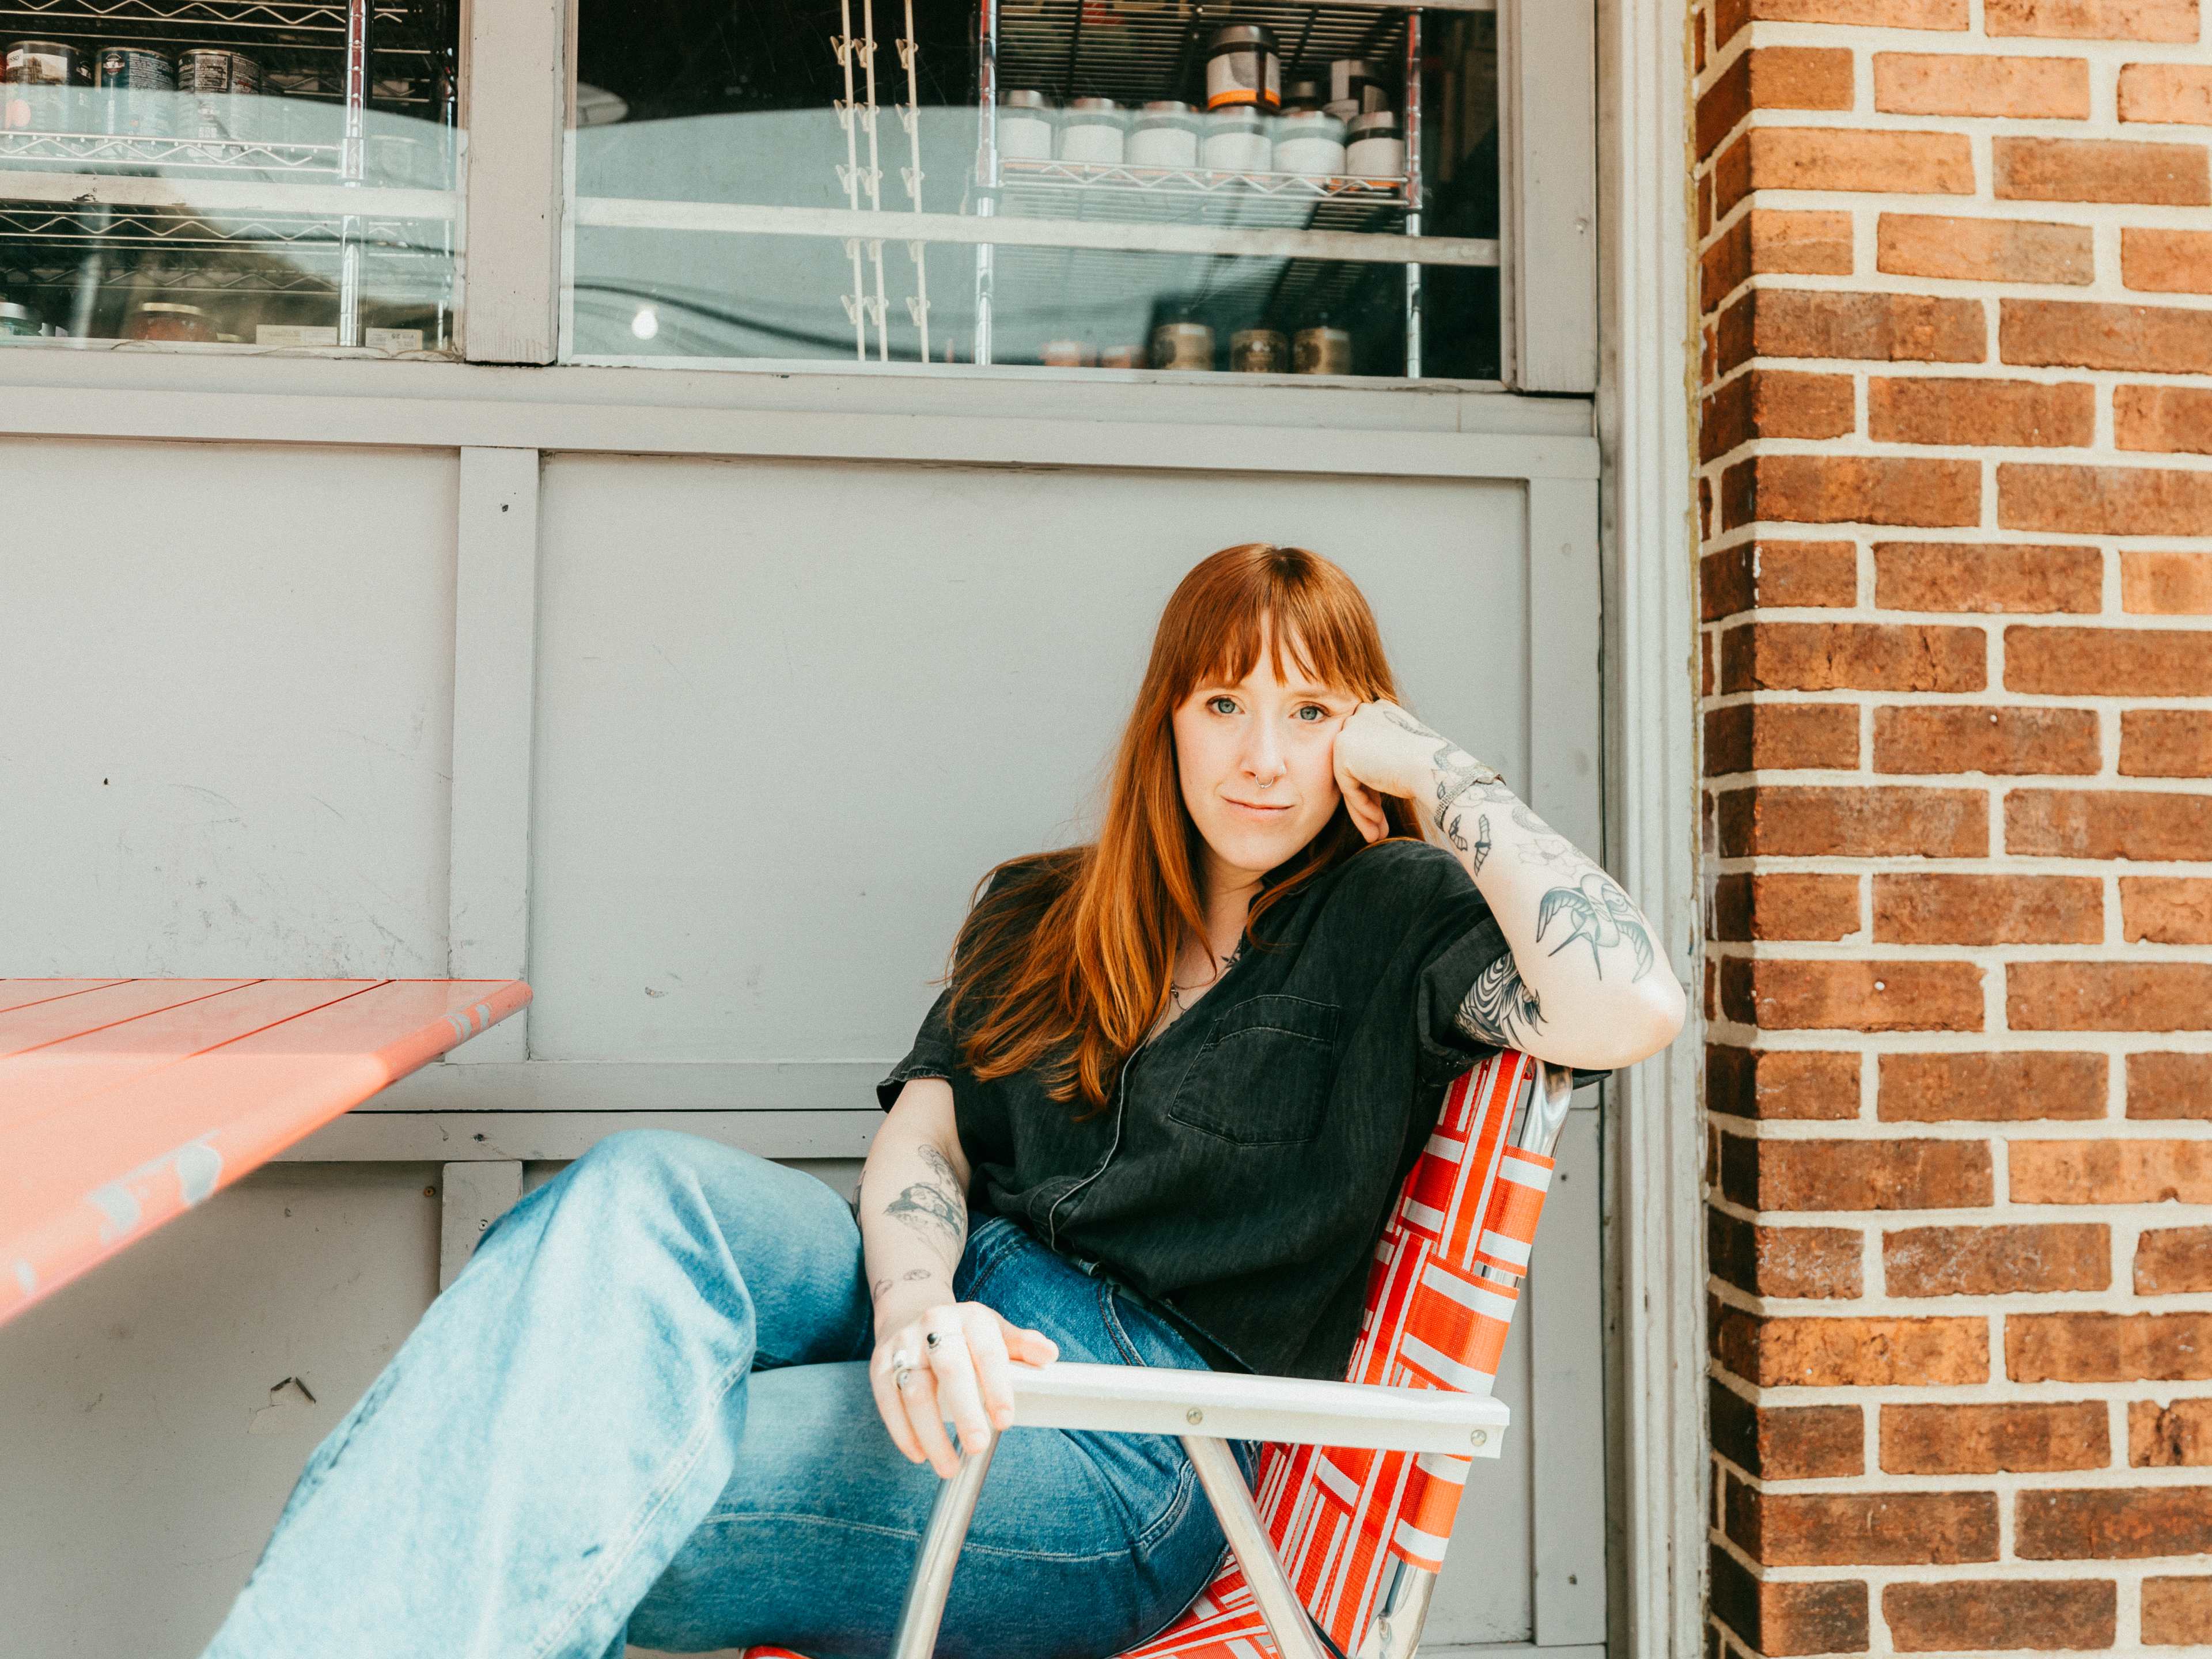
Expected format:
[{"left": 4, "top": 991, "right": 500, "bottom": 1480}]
[{"left": 1594, "top": 1, "right": 1705, "bottom": 1657}]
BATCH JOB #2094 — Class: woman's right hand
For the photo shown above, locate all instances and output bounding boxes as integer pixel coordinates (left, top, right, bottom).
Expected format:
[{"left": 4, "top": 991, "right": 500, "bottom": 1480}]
[{"left": 870, "top": 1300, "right": 1059, "bottom": 1478}]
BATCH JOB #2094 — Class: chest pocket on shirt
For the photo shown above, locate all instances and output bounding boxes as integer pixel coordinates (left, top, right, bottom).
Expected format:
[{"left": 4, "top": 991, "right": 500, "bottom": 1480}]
[{"left": 1168, "top": 994, "right": 1342, "bottom": 1147}]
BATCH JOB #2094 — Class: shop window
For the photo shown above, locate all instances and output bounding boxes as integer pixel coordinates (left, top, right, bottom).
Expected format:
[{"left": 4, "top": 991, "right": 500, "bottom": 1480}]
[
  {"left": 0, "top": 1, "right": 461, "bottom": 352},
  {"left": 565, "top": 0, "right": 1500, "bottom": 381}
]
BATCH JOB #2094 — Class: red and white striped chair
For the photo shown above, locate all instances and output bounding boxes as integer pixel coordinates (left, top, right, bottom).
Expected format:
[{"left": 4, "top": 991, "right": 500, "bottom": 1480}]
[{"left": 749, "top": 1048, "right": 1574, "bottom": 1659}]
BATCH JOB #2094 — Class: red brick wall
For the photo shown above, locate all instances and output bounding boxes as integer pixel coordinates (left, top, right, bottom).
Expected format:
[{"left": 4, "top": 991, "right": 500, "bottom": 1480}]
[{"left": 1693, "top": 1, "right": 2212, "bottom": 1652}]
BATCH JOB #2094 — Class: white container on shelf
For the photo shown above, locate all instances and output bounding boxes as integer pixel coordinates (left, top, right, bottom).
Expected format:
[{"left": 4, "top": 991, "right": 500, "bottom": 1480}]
[
  {"left": 1345, "top": 111, "right": 1405, "bottom": 180},
  {"left": 1272, "top": 110, "right": 1345, "bottom": 177},
  {"left": 1058, "top": 97, "right": 1126, "bottom": 165},
  {"left": 1128, "top": 101, "right": 1199, "bottom": 169},
  {"left": 998, "top": 89, "right": 1055, "bottom": 161},
  {"left": 1201, "top": 109, "right": 1269, "bottom": 173}
]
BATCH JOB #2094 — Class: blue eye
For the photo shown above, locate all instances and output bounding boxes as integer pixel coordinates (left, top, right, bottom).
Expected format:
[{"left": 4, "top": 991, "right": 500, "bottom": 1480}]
[
  {"left": 1296, "top": 704, "right": 1327, "bottom": 722},
  {"left": 1208, "top": 696, "right": 1237, "bottom": 715}
]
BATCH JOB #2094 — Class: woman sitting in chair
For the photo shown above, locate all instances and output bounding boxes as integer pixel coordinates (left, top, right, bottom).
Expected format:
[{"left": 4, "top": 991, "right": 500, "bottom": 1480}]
[{"left": 203, "top": 543, "right": 1684, "bottom": 1659}]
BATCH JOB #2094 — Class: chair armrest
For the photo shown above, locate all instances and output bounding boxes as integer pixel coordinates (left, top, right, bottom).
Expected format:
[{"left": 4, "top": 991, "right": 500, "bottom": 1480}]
[{"left": 1007, "top": 1361, "right": 1508, "bottom": 1457}]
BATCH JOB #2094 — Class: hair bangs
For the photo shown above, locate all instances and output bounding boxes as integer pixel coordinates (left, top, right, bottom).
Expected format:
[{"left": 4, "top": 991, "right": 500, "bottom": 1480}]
[{"left": 1172, "top": 548, "right": 1383, "bottom": 707}]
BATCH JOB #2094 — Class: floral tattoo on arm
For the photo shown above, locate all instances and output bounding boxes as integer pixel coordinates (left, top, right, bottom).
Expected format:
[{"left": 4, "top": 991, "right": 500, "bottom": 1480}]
[{"left": 879, "top": 1141, "right": 967, "bottom": 1290}]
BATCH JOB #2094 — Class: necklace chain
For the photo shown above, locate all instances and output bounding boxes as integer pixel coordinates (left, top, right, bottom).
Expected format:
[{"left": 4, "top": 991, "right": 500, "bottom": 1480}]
[{"left": 1168, "top": 940, "right": 1244, "bottom": 1010}]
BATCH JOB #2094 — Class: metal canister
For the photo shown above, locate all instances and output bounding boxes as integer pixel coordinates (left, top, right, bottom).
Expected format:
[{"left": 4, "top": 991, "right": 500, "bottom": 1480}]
[
  {"left": 1128, "top": 100, "right": 1199, "bottom": 169},
  {"left": 1203, "top": 24, "right": 1279, "bottom": 112},
  {"left": 94, "top": 47, "right": 175, "bottom": 141},
  {"left": 1150, "top": 320, "right": 1214, "bottom": 371},
  {"left": 177, "top": 47, "right": 261, "bottom": 149},
  {"left": 0, "top": 299, "right": 48, "bottom": 336},
  {"left": 1230, "top": 328, "right": 1289, "bottom": 374},
  {"left": 1293, "top": 324, "right": 1353, "bottom": 375},
  {"left": 1328, "top": 58, "right": 1388, "bottom": 115},
  {"left": 1345, "top": 110, "right": 1406, "bottom": 181},
  {"left": 3, "top": 41, "right": 83, "bottom": 134},
  {"left": 1282, "top": 77, "right": 1323, "bottom": 113},
  {"left": 997, "top": 89, "right": 1054, "bottom": 162},
  {"left": 125, "top": 301, "right": 215, "bottom": 342}
]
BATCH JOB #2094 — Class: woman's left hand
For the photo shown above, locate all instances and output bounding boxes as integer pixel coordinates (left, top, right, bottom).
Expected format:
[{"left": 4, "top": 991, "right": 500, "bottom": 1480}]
[{"left": 1332, "top": 700, "right": 1445, "bottom": 844}]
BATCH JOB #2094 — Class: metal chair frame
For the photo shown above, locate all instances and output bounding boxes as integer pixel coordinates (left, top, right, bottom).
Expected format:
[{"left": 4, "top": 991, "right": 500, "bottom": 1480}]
[{"left": 886, "top": 1056, "right": 1577, "bottom": 1659}]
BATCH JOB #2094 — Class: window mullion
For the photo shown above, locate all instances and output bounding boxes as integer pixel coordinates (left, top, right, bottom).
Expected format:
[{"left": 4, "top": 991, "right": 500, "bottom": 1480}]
[{"left": 460, "top": 0, "right": 570, "bottom": 364}]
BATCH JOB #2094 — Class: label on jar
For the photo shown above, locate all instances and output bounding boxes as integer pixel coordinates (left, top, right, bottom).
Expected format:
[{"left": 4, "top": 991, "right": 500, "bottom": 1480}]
[
  {"left": 96, "top": 49, "right": 176, "bottom": 139},
  {"left": 3, "top": 44, "right": 79, "bottom": 132},
  {"left": 365, "top": 327, "right": 425, "bottom": 353}
]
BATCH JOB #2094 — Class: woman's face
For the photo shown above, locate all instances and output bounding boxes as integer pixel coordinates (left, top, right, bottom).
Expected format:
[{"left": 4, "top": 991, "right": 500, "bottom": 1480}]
[{"left": 1172, "top": 627, "right": 1358, "bottom": 895}]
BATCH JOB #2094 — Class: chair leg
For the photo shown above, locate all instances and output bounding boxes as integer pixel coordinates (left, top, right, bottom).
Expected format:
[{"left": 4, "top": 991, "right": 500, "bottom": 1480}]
[
  {"left": 890, "top": 1436, "right": 1000, "bottom": 1659},
  {"left": 1353, "top": 1560, "right": 1440, "bottom": 1659},
  {"left": 1179, "top": 1435, "right": 1330, "bottom": 1659}
]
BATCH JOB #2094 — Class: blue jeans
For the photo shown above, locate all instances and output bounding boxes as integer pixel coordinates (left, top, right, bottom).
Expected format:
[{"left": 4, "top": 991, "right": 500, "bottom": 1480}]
[{"left": 201, "top": 1130, "right": 1253, "bottom": 1659}]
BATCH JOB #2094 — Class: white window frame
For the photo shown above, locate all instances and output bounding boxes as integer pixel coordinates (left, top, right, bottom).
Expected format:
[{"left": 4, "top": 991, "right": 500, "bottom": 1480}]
[{"left": 451, "top": 0, "right": 1593, "bottom": 391}]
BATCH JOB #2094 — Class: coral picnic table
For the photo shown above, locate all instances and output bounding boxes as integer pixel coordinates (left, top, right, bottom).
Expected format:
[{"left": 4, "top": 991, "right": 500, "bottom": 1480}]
[{"left": 0, "top": 977, "right": 531, "bottom": 1330}]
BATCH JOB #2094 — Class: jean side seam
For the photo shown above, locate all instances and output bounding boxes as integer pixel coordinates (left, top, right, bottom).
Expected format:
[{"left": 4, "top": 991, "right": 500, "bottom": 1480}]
[{"left": 523, "top": 1347, "right": 754, "bottom": 1659}]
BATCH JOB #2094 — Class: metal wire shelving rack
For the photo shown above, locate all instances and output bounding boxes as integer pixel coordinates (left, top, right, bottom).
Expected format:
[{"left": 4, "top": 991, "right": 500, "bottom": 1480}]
[
  {"left": 972, "top": 0, "right": 1426, "bottom": 372},
  {"left": 0, "top": 0, "right": 458, "bottom": 346}
]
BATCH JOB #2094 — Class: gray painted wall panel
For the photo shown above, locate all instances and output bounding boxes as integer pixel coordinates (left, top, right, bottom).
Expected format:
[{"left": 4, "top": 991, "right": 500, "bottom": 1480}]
[
  {"left": 0, "top": 438, "right": 459, "bottom": 978},
  {"left": 529, "top": 453, "right": 1529, "bottom": 1070}
]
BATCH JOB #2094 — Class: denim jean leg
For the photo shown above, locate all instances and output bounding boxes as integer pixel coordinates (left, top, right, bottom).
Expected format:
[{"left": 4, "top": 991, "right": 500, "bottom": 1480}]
[{"left": 200, "top": 1131, "right": 875, "bottom": 1659}]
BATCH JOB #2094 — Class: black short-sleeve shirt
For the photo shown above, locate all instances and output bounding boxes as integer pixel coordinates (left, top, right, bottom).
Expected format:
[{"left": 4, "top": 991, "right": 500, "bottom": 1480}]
[{"left": 880, "top": 838, "right": 1563, "bottom": 1382}]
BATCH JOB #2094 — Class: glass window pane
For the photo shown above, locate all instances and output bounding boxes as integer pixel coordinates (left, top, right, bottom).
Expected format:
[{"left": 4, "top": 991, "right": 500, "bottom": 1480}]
[
  {"left": 0, "top": 2, "right": 461, "bottom": 354},
  {"left": 566, "top": 0, "right": 1498, "bottom": 382}
]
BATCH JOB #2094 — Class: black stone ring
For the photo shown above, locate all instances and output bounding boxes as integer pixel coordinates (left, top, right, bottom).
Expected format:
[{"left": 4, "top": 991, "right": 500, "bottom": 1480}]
[{"left": 924, "top": 1328, "right": 945, "bottom": 1349}]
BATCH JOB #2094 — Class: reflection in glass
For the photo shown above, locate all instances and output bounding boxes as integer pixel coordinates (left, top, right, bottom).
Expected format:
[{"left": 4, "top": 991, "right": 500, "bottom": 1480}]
[
  {"left": 0, "top": 0, "right": 461, "bottom": 353},
  {"left": 567, "top": 0, "right": 1498, "bottom": 381}
]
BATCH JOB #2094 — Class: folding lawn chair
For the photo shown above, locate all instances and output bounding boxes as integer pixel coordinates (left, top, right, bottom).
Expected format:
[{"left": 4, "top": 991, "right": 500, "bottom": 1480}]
[{"left": 745, "top": 1047, "right": 1573, "bottom": 1659}]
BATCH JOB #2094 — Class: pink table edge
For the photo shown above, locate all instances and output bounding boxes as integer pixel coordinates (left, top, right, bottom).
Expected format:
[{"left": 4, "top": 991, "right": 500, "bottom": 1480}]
[{"left": 0, "top": 978, "right": 531, "bottom": 1331}]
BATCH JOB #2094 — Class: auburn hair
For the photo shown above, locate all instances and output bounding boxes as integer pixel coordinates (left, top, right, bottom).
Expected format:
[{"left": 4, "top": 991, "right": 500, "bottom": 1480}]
[{"left": 946, "top": 543, "right": 1424, "bottom": 1109}]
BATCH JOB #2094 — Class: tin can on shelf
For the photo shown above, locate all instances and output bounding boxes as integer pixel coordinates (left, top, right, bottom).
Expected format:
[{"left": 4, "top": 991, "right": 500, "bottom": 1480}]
[
  {"left": 1040, "top": 339, "right": 1096, "bottom": 368},
  {"left": 177, "top": 47, "right": 261, "bottom": 150},
  {"left": 1345, "top": 111, "right": 1405, "bottom": 180},
  {"left": 1057, "top": 97, "right": 1124, "bottom": 166},
  {"left": 1203, "top": 24, "right": 1279, "bottom": 112},
  {"left": 1100, "top": 344, "right": 1145, "bottom": 370},
  {"left": 1200, "top": 109, "right": 1269, "bottom": 173},
  {"left": 997, "top": 89, "right": 1054, "bottom": 162},
  {"left": 1230, "top": 328, "right": 1289, "bottom": 374},
  {"left": 93, "top": 47, "right": 175, "bottom": 141},
  {"left": 1293, "top": 323, "right": 1353, "bottom": 375},
  {"left": 3, "top": 41, "right": 84, "bottom": 134},
  {"left": 1282, "top": 77, "right": 1323, "bottom": 113},
  {"left": 1272, "top": 109, "right": 1345, "bottom": 177},
  {"left": 1151, "top": 320, "right": 1214, "bottom": 370},
  {"left": 1128, "top": 100, "right": 1198, "bottom": 169},
  {"left": 125, "top": 301, "right": 215, "bottom": 342}
]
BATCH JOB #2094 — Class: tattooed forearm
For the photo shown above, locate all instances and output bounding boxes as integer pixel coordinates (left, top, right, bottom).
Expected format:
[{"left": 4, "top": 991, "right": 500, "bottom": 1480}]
[
  {"left": 882, "top": 1141, "right": 967, "bottom": 1261},
  {"left": 1535, "top": 871, "right": 1657, "bottom": 982},
  {"left": 1509, "top": 801, "right": 1586, "bottom": 872},
  {"left": 1456, "top": 953, "right": 1545, "bottom": 1048}
]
